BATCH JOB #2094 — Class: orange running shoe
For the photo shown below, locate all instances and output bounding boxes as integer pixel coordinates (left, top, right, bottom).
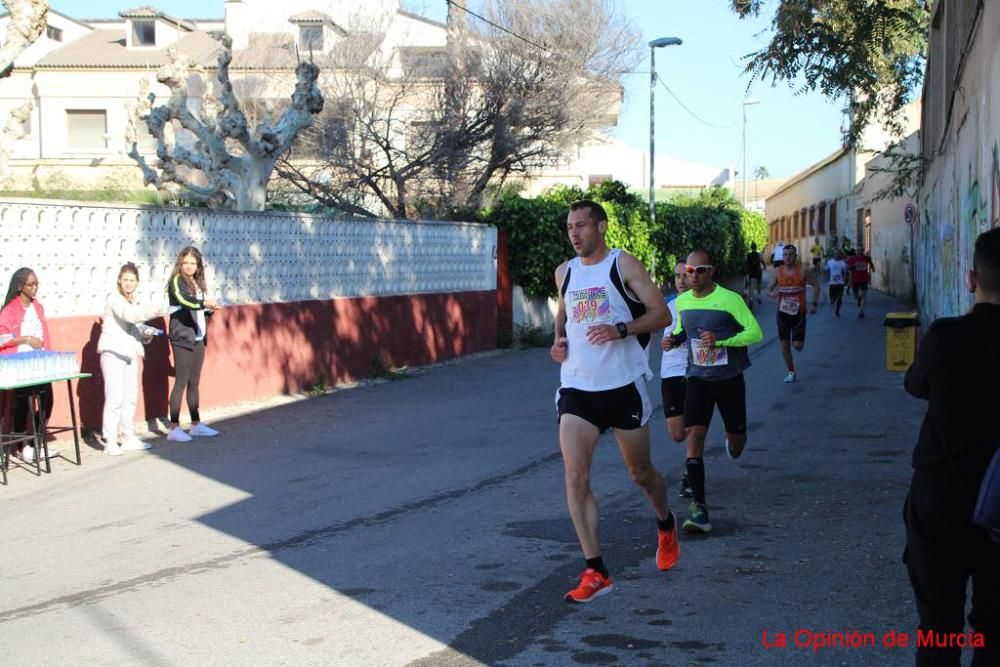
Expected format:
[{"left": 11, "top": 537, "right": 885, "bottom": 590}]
[
  {"left": 656, "top": 512, "right": 680, "bottom": 571},
  {"left": 565, "top": 568, "right": 613, "bottom": 603}
]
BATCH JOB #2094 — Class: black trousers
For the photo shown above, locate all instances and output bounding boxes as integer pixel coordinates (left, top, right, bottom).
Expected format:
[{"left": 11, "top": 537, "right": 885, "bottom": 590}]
[
  {"left": 169, "top": 341, "right": 205, "bottom": 424},
  {"left": 904, "top": 475, "right": 1000, "bottom": 666},
  {"left": 10, "top": 383, "right": 53, "bottom": 435}
]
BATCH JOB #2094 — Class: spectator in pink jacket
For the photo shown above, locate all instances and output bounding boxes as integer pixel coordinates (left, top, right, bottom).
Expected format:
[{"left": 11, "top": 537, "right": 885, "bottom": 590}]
[{"left": 0, "top": 267, "right": 56, "bottom": 462}]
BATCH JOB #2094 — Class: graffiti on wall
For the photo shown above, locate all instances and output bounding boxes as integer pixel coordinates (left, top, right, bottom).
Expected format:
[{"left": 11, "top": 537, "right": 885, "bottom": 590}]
[
  {"left": 961, "top": 166, "right": 989, "bottom": 234},
  {"left": 916, "top": 162, "right": 964, "bottom": 325},
  {"left": 918, "top": 150, "right": 1000, "bottom": 321}
]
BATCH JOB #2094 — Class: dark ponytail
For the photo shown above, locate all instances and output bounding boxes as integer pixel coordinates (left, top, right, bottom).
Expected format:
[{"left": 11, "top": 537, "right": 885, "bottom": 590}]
[{"left": 3, "top": 267, "right": 34, "bottom": 309}]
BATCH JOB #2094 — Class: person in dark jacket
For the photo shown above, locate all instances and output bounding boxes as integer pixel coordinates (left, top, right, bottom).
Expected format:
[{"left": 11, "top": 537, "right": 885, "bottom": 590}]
[
  {"left": 165, "top": 246, "right": 221, "bottom": 443},
  {"left": 903, "top": 227, "right": 1000, "bottom": 667}
]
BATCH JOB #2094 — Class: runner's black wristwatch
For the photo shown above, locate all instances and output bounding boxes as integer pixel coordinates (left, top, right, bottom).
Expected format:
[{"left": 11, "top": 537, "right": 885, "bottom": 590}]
[{"left": 615, "top": 322, "right": 628, "bottom": 339}]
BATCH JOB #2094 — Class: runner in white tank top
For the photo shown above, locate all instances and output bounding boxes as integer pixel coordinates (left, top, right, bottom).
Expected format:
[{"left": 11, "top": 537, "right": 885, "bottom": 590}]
[
  {"left": 661, "top": 262, "right": 693, "bottom": 498},
  {"left": 560, "top": 249, "right": 653, "bottom": 391},
  {"left": 550, "top": 200, "right": 679, "bottom": 604}
]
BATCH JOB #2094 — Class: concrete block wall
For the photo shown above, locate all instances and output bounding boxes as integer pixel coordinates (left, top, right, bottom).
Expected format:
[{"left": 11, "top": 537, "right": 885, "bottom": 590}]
[{"left": 0, "top": 199, "right": 498, "bottom": 432}]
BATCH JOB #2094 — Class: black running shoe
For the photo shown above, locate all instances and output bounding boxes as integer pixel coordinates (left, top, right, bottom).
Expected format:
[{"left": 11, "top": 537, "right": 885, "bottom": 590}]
[{"left": 679, "top": 474, "right": 693, "bottom": 498}]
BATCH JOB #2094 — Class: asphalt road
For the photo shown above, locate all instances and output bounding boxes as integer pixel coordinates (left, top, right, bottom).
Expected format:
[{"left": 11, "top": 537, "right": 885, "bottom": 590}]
[{"left": 2, "top": 285, "right": 929, "bottom": 666}]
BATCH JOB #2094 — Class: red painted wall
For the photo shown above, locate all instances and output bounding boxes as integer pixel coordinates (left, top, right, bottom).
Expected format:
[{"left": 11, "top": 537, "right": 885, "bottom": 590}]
[
  {"left": 496, "top": 228, "right": 513, "bottom": 340},
  {"left": 38, "top": 291, "right": 496, "bottom": 434}
]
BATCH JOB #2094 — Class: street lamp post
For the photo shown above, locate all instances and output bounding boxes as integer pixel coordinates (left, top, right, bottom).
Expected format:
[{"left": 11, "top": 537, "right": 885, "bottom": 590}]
[
  {"left": 741, "top": 98, "right": 760, "bottom": 209},
  {"left": 649, "top": 36, "right": 682, "bottom": 227}
]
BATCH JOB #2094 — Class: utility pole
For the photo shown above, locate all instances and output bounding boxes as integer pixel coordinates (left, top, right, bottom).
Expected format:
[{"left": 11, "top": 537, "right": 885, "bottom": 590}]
[
  {"left": 648, "top": 37, "right": 682, "bottom": 227},
  {"left": 741, "top": 99, "right": 759, "bottom": 208}
]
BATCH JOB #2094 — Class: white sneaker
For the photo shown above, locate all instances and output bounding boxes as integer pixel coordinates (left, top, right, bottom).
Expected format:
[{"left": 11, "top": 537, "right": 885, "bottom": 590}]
[
  {"left": 167, "top": 427, "right": 192, "bottom": 442},
  {"left": 189, "top": 423, "right": 219, "bottom": 437},
  {"left": 121, "top": 437, "right": 152, "bottom": 451},
  {"left": 783, "top": 371, "right": 797, "bottom": 383},
  {"left": 22, "top": 445, "right": 59, "bottom": 461},
  {"left": 105, "top": 442, "right": 125, "bottom": 456}
]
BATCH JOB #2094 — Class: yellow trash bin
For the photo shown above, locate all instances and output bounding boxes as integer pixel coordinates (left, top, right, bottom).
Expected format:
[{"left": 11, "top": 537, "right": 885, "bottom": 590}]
[{"left": 883, "top": 312, "right": 919, "bottom": 371}]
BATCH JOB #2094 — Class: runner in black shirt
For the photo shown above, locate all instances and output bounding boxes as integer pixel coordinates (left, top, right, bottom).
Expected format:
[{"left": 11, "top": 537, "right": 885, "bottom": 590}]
[{"left": 745, "top": 243, "right": 765, "bottom": 306}]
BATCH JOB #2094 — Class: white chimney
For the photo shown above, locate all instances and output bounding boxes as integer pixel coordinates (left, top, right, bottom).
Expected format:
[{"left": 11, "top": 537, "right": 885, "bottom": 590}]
[{"left": 225, "top": 0, "right": 249, "bottom": 50}]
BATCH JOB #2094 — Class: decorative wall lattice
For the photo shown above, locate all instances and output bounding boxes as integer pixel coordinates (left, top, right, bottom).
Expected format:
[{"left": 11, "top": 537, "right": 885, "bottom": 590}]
[{"left": 0, "top": 201, "right": 497, "bottom": 317}]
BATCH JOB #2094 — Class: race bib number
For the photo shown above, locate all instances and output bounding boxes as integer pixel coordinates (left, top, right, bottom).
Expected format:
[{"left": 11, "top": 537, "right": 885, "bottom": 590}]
[
  {"left": 691, "top": 339, "right": 728, "bottom": 367},
  {"left": 779, "top": 299, "right": 801, "bottom": 315},
  {"left": 569, "top": 287, "right": 612, "bottom": 324}
]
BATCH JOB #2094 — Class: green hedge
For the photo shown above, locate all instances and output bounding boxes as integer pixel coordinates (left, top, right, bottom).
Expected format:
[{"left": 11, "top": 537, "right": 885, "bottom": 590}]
[{"left": 482, "top": 181, "right": 765, "bottom": 297}]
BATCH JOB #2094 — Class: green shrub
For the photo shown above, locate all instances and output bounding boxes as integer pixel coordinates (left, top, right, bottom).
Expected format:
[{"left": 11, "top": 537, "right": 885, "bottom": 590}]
[
  {"left": 515, "top": 324, "right": 554, "bottom": 348},
  {"left": 485, "top": 181, "right": 759, "bottom": 298},
  {"left": 740, "top": 208, "right": 769, "bottom": 254},
  {"left": 482, "top": 193, "right": 573, "bottom": 297}
]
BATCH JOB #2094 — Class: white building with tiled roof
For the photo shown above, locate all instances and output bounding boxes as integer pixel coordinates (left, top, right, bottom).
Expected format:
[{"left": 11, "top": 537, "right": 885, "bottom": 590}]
[{"left": 0, "top": 0, "right": 446, "bottom": 191}]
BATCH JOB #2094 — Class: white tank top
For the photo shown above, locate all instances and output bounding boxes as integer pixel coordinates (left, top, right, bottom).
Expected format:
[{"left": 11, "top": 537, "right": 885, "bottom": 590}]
[
  {"left": 560, "top": 249, "right": 652, "bottom": 391},
  {"left": 660, "top": 298, "right": 688, "bottom": 378}
]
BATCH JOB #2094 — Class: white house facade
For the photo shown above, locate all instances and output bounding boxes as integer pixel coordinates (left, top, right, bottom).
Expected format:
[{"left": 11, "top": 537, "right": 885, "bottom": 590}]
[{"left": 0, "top": 1, "right": 448, "bottom": 192}]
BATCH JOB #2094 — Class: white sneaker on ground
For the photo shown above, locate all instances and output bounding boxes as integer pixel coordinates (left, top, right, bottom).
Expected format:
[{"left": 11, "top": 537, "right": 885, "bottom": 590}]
[
  {"left": 121, "top": 437, "right": 152, "bottom": 451},
  {"left": 189, "top": 423, "right": 219, "bottom": 437},
  {"left": 105, "top": 442, "right": 125, "bottom": 456},
  {"left": 22, "top": 445, "right": 59, "bottom": 461},
  {"left": 167, "top": 427, "right": 192, "bottom": 442},
  {"left": 783, "top": 371, "right": 797, "bottom": 383}
]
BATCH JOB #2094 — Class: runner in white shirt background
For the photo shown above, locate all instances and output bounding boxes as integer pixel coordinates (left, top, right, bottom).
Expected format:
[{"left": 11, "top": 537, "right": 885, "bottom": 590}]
[
  {"left": 771, "top": 241, "right": 785, "bottom": 269},
  {"left": 826, "top": 250, "right": 849, "bottom": 317}
]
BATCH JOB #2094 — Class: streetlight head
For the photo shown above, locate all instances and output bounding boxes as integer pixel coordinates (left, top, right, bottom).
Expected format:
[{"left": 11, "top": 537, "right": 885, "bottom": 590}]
[{"left": 649, "top": 37, "right": 682, "bottom": 48}]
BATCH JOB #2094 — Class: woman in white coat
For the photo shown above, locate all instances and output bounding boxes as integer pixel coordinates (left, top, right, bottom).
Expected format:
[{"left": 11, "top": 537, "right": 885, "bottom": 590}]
[{"left": 97, "top": 263, "right": 166, "bottom": 456}]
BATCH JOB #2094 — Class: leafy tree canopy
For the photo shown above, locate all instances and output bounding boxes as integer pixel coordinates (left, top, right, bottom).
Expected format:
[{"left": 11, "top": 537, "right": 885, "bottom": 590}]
[{"left": 730, "top": 0, "right": 928, "bottom": 145}]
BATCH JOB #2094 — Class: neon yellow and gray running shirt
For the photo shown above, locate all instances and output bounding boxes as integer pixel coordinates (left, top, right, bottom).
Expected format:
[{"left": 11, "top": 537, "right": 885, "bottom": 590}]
[{"left": 672, "top": 284, "right": 763, "bottom": 380}]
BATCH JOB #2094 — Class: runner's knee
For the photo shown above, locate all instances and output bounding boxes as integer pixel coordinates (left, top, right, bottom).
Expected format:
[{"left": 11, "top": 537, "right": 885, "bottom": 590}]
[
  {"left": 626, "top": 461, "right": 656, "bottom": 487},
  {"left": 564, "top": 468, "right": 591, "bottom": 496}
]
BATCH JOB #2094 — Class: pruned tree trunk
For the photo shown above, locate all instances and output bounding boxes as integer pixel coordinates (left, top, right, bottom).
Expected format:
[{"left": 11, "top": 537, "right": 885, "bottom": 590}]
[
  {"left": 126, "top": 36, "right": 323, "bottom": 211},
  {"left": 0, "top": 99, "right": 31, "bottom": 185},
  {"left": 0, "top": 0, "right": 47, "bottom": 184},
  {"left": 0, "top": 0, "right": 47, "bottom": 78}
]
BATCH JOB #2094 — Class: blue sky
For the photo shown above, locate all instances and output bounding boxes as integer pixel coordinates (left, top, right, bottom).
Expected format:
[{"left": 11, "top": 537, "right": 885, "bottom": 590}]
[{"left": 50, "top": 0, "right": 848, "bottom": 179}]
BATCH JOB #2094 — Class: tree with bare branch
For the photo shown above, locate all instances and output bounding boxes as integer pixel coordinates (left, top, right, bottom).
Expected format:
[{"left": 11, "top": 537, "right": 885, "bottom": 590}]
[
  {"left": 126, "top": 36, "right": 324, "bottom": 212},
  {"left": 276, "top": 0, "right": 639, "bottom": 219},
  {"left": 0, "top": 0, "right": 47, "bottom": 184}
]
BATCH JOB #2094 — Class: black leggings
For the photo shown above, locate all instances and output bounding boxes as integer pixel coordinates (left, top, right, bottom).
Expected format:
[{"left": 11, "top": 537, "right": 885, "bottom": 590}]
[
  {"left": 8, "top": 383, "right": 53, "bottom": 434},
  {"left": 170, "top": 342, "right": 205, "bottom": 424}
]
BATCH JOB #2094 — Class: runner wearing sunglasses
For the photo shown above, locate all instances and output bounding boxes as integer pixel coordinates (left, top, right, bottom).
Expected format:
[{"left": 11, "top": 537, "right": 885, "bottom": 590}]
[
  {"left": 663, "top": 250, "right": 763, "bottom": 533},
  {"left": 767, "top": 244, "right": 821, "bottom": 382},
  {"left": 552, "top": 199, "right": 679, "bottom": 603}
]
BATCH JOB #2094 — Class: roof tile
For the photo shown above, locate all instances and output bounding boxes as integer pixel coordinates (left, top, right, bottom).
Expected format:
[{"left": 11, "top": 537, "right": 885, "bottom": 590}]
[{"left": 35, "top": 29, "right": 220, "bottom": 69}]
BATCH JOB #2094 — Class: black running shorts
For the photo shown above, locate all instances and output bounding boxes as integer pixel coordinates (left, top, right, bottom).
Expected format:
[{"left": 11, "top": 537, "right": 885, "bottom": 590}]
[
  {"left": 852, "top": 280, "right": 869, "bottom": 293},
  {"left": 660, "top": 376, "right": 686, "bottom": 419},
  {"left": 557, "top": 380, "right": 652, "bottom": 433},
  {"left": 777, "top": 311, "right": 807, "bottom": 343},
  {"left": 684, "top": 375, "right": 747, "bottom": 434},
  {"left": 829, "top": 284, "right": 845, "bottom": 301}
]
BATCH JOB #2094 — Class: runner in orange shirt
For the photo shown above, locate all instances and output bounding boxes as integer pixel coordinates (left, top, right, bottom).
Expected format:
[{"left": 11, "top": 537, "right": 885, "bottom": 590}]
[{"left": 767, "top": 245, "right": 820, "bottom": 382}]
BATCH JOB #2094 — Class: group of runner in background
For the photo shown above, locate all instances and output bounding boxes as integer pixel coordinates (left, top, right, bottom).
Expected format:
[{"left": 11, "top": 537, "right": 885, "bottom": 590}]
[{"left": 744, "top": 236, "right": 873, "bottom": 318}]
